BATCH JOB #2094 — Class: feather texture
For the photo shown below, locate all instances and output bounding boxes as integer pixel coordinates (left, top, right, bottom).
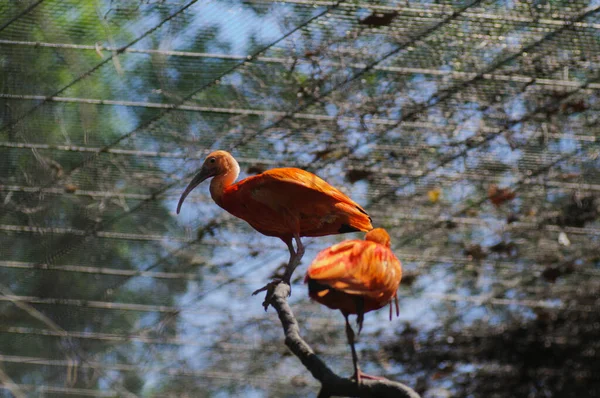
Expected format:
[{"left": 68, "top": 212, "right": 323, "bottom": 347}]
[
  {"left": 305, "top": 234, "right": 402, "bottom": 315},
  {"left": 219, "top": 167, "right": 372, "bottom": 238}
]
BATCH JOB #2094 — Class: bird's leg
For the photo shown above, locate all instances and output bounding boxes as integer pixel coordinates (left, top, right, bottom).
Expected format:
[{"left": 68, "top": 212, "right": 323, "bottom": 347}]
[
  {"left": 294, "top": 233, "right": 305, "bottom": 260},
  {"left": 252, "top": 237, "right": 298, "bottom": 310},
  {"left": 281, "top": 237, "right": 297, "bottom": 283},
  {"left": 389, "top": 295, "right": 400, "bottom": 320},
  {"left": 282, "top": 233, "right": 304, "bottom": 285},
  {"left": 287, "top": 238, "right": 296, "bottom": 264},
  {"left": 355, "top": 297, "right": 365, "bottom": 335},
  {"left": 344, "top": 314, "right": 362, "bottom": 386},
  {"left": 346, "top": 309, "right": 388, "bottom": 384}
]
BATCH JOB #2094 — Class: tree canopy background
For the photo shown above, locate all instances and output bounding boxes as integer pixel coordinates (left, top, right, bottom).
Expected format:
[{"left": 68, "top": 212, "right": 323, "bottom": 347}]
[{"left": 0, "top": 0, "right": 599, "bottom": 397}]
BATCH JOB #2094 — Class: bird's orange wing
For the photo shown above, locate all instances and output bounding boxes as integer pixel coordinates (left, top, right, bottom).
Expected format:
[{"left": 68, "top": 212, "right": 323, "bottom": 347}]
[
  {"left": 306, "top": 240, "right": 364, "bottom": 290},
  {"left": 222, "top": 168, "right": 372, "bottom": 237},
  {"left": 261, "top": 168, "right": 363, "bottom": 205},
  {"left": 246, "top": 168, "right": 367, "bottom": 212},
  {"left": 306, "top": 240, "right": 402, "bottom": 300}
]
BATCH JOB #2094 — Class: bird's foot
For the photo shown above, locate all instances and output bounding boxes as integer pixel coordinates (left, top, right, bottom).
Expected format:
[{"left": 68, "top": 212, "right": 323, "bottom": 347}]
[
  {"left": 252, "top": 279, "right": 291, "bottom": 311},
  {"left": 351, "top": 370, "right": 387, "bottom": 384}
]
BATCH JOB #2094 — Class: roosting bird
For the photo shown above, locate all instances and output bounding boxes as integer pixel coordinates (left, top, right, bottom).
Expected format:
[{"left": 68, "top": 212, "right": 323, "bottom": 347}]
[
  {"left": 305, "top": 228, "right": 402, "bottom": 383},
  {"left": 177, "top": 150, "right": 372, "bottom": 297}
]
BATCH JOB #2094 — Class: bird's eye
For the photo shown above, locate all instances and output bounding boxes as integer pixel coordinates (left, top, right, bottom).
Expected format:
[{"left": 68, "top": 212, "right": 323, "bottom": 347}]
[{"left": 209, "top": 158, "right": 216, "bottom": 164}]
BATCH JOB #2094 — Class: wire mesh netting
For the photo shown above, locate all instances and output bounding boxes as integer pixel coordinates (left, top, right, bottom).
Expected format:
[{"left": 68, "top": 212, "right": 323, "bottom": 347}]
[{"left": 1, "top": 0, "right": 599, "bottom": 397}]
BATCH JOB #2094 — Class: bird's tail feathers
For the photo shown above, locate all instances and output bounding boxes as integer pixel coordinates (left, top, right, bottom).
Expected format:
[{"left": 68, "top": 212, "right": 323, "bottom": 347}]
[{"left": 335, "top": 202, "right": 373, "bottom": 232}]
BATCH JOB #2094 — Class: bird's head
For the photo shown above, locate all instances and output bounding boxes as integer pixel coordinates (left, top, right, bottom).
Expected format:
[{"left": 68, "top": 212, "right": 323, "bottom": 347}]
[
  {"left": 365, "top": 228, "right": 391, "bottom": 247},
  {"left": 176, "top": 150, "right": 240, "bottom": 214}
]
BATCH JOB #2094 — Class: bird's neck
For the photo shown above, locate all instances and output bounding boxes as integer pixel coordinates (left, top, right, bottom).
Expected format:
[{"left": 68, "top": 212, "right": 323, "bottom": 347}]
[{"left": 210, "top": 157, "right": 240, "bottom": 206}]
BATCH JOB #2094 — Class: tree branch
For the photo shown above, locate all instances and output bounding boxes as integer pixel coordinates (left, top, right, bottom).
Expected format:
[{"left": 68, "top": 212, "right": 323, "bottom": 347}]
[{"left": 268, "top": 283, "right": 421, "bottom": 398}]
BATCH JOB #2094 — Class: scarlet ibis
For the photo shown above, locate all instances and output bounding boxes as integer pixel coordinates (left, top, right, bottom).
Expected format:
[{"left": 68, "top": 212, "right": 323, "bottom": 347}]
[
  {"left": 177, "top": 150, "right": 373, "bottom": 295},
  {"left": 305, "top": 228, "right": 402, "bottom": 383}
]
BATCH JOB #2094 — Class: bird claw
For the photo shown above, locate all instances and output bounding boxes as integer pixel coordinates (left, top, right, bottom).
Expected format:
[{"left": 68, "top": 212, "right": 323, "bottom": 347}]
[
  {"left": 252, "top": 279, "right": 291, "bottom": 311},
  {"left": 351, "top": 370, "right": 387, "bottom": 384}
]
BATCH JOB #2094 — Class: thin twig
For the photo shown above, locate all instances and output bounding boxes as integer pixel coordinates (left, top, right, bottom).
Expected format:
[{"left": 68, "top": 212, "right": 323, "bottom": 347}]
[{"left": 268, "top": 283, "right": 420, "bottom": 398}]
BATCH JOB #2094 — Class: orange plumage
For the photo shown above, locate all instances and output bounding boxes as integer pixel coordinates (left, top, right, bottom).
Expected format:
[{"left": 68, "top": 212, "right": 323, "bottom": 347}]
[
  {"left": 177, "top": 150, "right": 372, "bottom": 287},
  {"left": 306, "top": 228, "right": 402, "bottom": 326},
  {"left": 305, "top": 228, "right": 402, "bottom": 382},
  {"left": 218, "top": 167, "right": 372, "bottom": 239}
]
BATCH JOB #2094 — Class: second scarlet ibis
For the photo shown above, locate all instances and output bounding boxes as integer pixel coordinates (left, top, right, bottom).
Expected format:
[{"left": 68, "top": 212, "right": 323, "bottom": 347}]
[
  {"left": 177, "top": 150, "right": 373, "bottom": 294},
  {"left": 305, "top": 228, "right": 402, "bottom": 383}
]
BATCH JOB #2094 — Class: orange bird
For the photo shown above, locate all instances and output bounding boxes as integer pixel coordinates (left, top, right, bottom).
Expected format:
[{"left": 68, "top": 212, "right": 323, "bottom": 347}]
[
  {"left": 305, "top": 228, "right": 402, "bottom": 383},
  {"left": 177, "top": 150, "right": 372, "bottom": 291}
]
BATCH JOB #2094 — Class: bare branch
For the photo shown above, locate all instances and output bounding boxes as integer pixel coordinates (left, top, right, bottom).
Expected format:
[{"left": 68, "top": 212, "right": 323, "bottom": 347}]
[{"left": 268, "top": 283, "right": 421, "bottom": 398}]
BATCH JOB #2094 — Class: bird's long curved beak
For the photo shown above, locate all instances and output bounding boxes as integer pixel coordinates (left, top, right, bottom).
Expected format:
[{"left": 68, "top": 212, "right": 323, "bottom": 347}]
[{"left": 176, "top": 168, "right": 211, "bottom": 214}]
